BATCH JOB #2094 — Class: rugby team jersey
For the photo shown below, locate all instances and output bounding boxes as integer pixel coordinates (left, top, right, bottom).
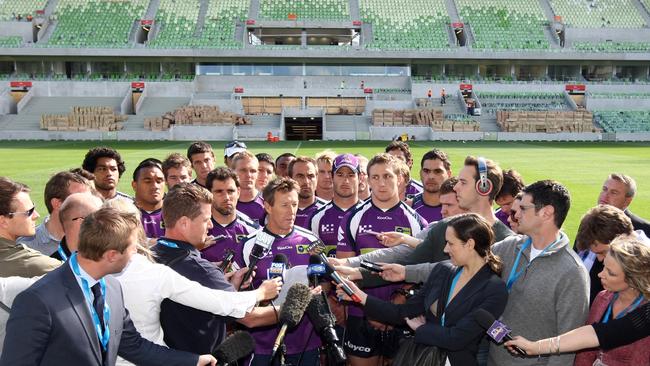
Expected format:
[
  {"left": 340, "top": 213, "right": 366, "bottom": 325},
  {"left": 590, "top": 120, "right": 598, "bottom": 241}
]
[
  {"left": 200, "top": 211, "right": 259, "bottom": 264},
  {"left": 140, "top": 207, "right": 165, "bottom": 239},
  {"left": 495, "top": 208, "right": 511, "bottom": 229},
  {"left": 241, "top": 226, "right": 321, "bottom": 355},
  {"left": 310, "top": 200, "right": 361, "bottom": 257},
  {"left": 411, "top": 193, "right": 443, "bottom": 223},
  {"left": 405, "top": 179, "right": 424, "bottom": 199},
  {"left": 294, "top": 196, "right": 328, "bottom": 229},
  {"left": 337, "top": 200, "right": 427, "bottom": 316},
  {"left": 237, "top": 193, "right": 266, "bottom": 226}
]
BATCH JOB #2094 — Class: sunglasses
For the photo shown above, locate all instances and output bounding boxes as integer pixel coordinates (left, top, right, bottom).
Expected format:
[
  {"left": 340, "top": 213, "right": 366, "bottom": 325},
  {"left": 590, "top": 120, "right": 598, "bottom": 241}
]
[{"left": 8, "top": 206, "right": 36, "bottom": 218}]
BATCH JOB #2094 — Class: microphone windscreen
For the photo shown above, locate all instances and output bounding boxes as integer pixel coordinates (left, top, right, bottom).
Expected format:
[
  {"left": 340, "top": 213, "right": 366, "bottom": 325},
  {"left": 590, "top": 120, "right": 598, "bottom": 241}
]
[
  {"left": 213, "top": 331, "right": 255, "bottom": 363},
  {"left": 305, "top": 294, "right": 336, "bottom": 332},
  {"left": 474, "top": 308, "right": 496, "bottom": 329},
  {"left": 279, "top": 283, "right": 312, "bottom": 328},
  {"left": 273, "top": 253, "right": 290, "bottom": 267}
]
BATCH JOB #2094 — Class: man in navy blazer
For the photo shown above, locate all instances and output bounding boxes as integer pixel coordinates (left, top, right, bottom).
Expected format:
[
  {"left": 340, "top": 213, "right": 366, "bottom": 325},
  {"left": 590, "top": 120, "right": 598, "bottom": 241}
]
[{"left": 0, "top": 207, "right": 216, "bottom": 366}]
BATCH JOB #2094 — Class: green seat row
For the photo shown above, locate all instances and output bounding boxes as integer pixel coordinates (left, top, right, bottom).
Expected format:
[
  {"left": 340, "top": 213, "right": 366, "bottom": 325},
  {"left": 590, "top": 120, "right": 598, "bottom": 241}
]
[
  {"left": 593, "top": 110, "right": 650, "bottom": 132},
  {"left": 573, "top": 41, "right": 650, "bottom": 53},
  {"left": 259, "top": 0, "right": 349, "bottom": 20},
  {"left": 0, "top": 0, "right": 47, "bottom": 21},
  {"left": 0, "top": 36, "right": 22, "bottom": 47},
  {"left": 548, "top": 0, "right": 646, "bottom": 28}
]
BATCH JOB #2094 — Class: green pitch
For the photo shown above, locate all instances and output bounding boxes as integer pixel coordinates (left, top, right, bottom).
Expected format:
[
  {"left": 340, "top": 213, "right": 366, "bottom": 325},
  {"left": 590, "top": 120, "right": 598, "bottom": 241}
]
[{"left": 1, "top": 140, "right": 649, "bottom": 241}]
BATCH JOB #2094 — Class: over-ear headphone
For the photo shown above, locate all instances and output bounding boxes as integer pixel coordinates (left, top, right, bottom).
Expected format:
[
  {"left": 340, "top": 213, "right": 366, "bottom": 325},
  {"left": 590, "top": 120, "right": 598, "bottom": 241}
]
[{"left": 476, "top": 157, "right": 493, "bottom": 196}]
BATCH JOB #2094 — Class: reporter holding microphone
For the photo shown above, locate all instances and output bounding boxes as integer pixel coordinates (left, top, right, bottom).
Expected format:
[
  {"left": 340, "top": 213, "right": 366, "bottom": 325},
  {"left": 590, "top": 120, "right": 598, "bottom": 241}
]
[
  {"left": 505, "top": 235, "right": 650, "bottom": 365},
  {"left": 336, "top": 213, "right": 508, "bottom": 366}
]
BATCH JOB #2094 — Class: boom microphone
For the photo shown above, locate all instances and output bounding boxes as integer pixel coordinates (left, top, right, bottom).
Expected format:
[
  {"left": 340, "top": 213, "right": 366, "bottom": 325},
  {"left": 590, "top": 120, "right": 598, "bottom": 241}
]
[
  {"left": 475, "top": 309, "right": 526, "bottom": 356},
  {"left": 212, "top": 330, "right": 255, "bottom": 365},
  {"left": 241, "top": 230, "right": 275, "bottom": 290},
  {"left": 270, "top": 283, "right": 312, "bottom": 363},
  {"left": 306, "top": 294, "right": 346, "bottom": 365}
]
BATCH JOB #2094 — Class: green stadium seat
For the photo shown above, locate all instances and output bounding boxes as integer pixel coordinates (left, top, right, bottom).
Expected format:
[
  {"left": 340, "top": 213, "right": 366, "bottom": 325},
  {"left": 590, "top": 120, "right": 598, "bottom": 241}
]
[
  {"left": 0, "top": 0, "right": 47, "bottom": 21},
  {"left": 573, "top": 41, "right": 650, "bottom": 52},
  {"left": 593, "top": 110, "right": 650, "bottom": 132},
  {"left": 549, "top": 0, "right": 646, "bottom": 28},
  {"left": 259, "top": 0, "right": 350, "bottom": 21},
  {"left": 477, "top": 91, "right": 569, "bottom": 114},
  {"left": 0, "top": 36, "right": 23, "bottom": 47}
]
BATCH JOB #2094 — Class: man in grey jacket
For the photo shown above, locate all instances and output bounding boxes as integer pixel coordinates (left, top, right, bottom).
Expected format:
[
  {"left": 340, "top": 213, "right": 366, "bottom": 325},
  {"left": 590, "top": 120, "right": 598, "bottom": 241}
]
[{"left": 489, "top": 180, "right": 589, "bottom": 366}]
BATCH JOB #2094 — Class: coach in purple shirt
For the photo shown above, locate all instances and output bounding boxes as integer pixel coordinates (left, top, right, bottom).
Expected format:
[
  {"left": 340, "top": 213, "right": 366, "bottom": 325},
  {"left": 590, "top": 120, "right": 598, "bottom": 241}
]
[{"left": 242, "top": 177, "right": 321, "bottom": 366}]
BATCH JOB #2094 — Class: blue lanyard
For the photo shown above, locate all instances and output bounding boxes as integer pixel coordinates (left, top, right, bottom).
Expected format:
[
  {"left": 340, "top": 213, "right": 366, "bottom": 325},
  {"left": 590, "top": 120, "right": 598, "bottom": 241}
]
[
  {"left": 506, "top": 235, "right": 562, "bottom": 292},
  {"left": 70, "top": 253, "right": 111, "bottom": 351},
  {"left": 157, "top": 239, "right": 179, "bottom": 248},
  {"left": 602, "top": 293, "right": 644, "bottom": 323},
  {"left": 441, "top": 268, "right": 463, "bottom": 326},
  {"left": 57, "top": 244, "right": 68, "bottom": 261}
]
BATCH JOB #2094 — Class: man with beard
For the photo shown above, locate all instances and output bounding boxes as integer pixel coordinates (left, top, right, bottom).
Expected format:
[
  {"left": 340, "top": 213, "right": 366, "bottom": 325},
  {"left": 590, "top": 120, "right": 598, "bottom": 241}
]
[
  {"left": 162, "top": 153, "right": 193, "bottom": 190},
  {"left": 132, "top": 159, "right": 166, "bottom": 239},
  {"left": 82, "top": 146, "right": 132, "bottom": 202},
  {"left": 310, "top": 154, "right": 361, "bottom": 257},
  {"left": 200, "top": 167, "right": 258, "bottom": 266},
  {"left": 232, "top": 151, "right": 266, "bottom": 225},
  {"left": 274, "top": 153, "right": 295, "bottom": 178},
  {"left": 411, "top": 149, "right": 452, "bottom": 222},
  {"left": 289, "top": 156, "right": 327, "bottom": 229}
]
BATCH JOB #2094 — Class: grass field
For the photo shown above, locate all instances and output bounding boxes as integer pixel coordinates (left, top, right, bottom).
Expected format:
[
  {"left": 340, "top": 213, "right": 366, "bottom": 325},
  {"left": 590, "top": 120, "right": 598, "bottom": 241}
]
[{"left": 1, "top": 140, "right": 649, "bottom": 240}]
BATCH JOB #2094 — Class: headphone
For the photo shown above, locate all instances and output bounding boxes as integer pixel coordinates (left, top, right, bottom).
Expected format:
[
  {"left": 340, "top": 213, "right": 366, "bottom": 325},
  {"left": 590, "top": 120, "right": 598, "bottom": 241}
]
[{"left": 476, "top": 157, "right": 493, "bottom": 196}]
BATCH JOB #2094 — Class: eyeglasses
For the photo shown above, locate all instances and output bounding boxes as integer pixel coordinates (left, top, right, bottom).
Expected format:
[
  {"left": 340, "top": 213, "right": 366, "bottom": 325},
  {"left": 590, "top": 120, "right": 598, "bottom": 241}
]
[
  {"left": 518, "top": 204, "right": 538, "bottom": 212},
  {"left": 7, "top": 206, "right": 36, "bottom": 218}
]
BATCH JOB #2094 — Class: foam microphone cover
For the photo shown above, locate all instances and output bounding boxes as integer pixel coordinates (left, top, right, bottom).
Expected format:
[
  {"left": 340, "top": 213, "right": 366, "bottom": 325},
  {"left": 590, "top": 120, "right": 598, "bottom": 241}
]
[
  {"left": 305, "top": 294, "right": 336, "bottom": 332},
  {"left": 279, "top": 283, "right": 312, "bottom": 328},
  {"left": 273, "top": 253, "right": 290, "bottom": 267},
  {"left": 213, "top": 331, "right": 255, "bottom": 364}
]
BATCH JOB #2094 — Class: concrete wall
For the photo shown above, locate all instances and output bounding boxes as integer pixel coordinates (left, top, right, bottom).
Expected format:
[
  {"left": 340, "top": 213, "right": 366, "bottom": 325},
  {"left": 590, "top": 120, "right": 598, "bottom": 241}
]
[
  {"left": 16, "top": 88, "right": 35, "bottom": 113},
  {"left": 144, "top": 82, "right": 194, "bottom": 97},
  {"left": 566, "top": 28, "right": 650, "bottom": 43},
  {"left": 171, "top": 125, "right": 234, "bottom": 140},
  {"left": 32, "top": 82, "right": 129, "bottom": 97},
  {"left": 0, "top": 21, "right": 33, "bottom": 43},
  {"left": 120, "top": 90, "right": 134, "bottom": 115},
  {"left": 0, "top": 88, "right": 14, "bottom": 115},
  {"left": 586, "top": 96, "right": 650, "bottom": 111},
  {"left": 189, "top": 97, "right": 244, "bottom": 114},
  {"left": 366, "top": 100, "right": 414, "bottom": 111}
]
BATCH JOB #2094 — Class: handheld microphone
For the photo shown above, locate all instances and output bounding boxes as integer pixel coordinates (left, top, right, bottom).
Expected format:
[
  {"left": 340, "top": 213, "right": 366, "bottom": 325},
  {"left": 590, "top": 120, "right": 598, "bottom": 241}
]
[
  {"left": 306, "top": 294, "right": 346, "bottom": 365},
  {"left": 219, "top": 249, "right": 236, "bottom": 273},
  {"left": 212, "top": 330, "right": 256, "bottom": 365},
  {"left": 475, "top": 309, "right": 526, "bottom": 356},
  {"left": 307, "top": 254, "right": 327, "bottom": 288},
  {"left": 270, "top": 283, "right": 312, "bottom": 363},
  {"left": 268, "top": 254, "right": 289, "bottom": 281},
  {"left": 241, "top": 230, "right": 274, "bottom": 290},
  {"left": 309, "top": 248, "right": 361, "bottom": 303}
]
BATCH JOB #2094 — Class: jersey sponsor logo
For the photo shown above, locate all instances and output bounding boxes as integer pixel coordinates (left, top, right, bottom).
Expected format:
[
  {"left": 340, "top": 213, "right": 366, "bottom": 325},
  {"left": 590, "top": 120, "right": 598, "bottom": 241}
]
[
  {"left": 276, "top": 245, "right": 293, "bottom": 250},
  {"left": 296, "top": 244, "right": 310, "bottom": 254},
  {"left": 345, "top": 340, "right": 372, "bottom": 353},
  {"left": 321, "top": 223, "right": 336, "bottom": 233},
  {"left": 376, "top": 216, "right": 392, "bottom": 220},
  {"left": 359, "top": 225, "right": 374, "bottom": 234},
  {"left": 394, "top": 226, "right": 412, "bottom": 236}
]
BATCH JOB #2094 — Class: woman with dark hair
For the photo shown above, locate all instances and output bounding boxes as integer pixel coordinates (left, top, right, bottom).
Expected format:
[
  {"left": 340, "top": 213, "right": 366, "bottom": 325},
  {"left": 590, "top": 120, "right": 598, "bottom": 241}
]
[{"left": 337, "top": 213, "right": 508, "bottom": 366}]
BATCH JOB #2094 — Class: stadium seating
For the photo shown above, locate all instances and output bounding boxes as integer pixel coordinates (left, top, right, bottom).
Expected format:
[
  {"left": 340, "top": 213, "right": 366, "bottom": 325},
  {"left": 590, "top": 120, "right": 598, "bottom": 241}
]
[
  {"left": 359, "top": 0, "right": 450, "bottom": 50},
  {"left": 548, "top": 0, "right": 646, "bottom": 28},
  {"left": 593, "top": 110, "right": 650, "bottom": 132},
  {"left": 573, "top": 41, "right": 650, "bottom": 52},
  {"left": 148, "top": 0, "right": 200, "bottom": 48},
  {"left": 589, "top": 92, "right": 650, "bottom": 99},
  {"left": 0, "top": 36, "right": 22, "bottom": 47},
  {"left": 477, "top": 91, "right": 569, "bottom": 114},
  {"left": 0, "top": 0, "right": 47, "bottom": 21},
  {"left": 259, "top": 0, "right": 349, "bottom": 20},
  {"left": 197, "top": 0, "right": 250, "bottom": 49},
  {"left": 47, "top": 0, "right": 147, "bottom": 48},
  {"left": 457, "top": 0, "right": 550, "bottom": 50}
]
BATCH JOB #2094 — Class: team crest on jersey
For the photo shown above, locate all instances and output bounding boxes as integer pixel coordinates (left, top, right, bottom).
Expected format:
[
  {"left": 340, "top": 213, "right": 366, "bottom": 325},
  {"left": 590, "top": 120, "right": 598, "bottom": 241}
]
[
  {"left": 296, "top": 244, "right": 310, "bottom": 254},
  {"left": 359, "top": 225, "right": 374, "bottom": 234},
  {"left": 394, "top": 226, "right": 412, "bottom": 236}
]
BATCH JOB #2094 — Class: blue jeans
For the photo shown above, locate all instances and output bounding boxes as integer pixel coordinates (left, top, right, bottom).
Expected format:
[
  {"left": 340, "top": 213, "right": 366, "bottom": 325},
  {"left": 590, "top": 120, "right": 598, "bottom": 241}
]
[{"left": 248, "top": 348, "right": 320, "bottom": 366}]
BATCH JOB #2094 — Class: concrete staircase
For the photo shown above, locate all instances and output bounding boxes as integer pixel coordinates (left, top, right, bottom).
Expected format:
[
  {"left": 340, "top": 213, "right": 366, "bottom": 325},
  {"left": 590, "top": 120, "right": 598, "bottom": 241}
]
[
  {"left": 248, "top": 0, "right": 260, "bottom": 19},
  {"left": 632, "top": 0, "right": 650, "bottom": 27},
  {"left": 349, "top": 0, "right": 360, "bottom": 20},
  {"left": 194, "top": 0, "right": 210, "bottom": 36}
]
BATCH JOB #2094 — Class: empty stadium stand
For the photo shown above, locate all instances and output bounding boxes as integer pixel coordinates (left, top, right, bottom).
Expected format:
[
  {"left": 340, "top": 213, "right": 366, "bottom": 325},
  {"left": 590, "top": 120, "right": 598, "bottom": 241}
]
[
  {"left": 0, "top": 0, "right": 46, "bottom": 21},
  {"left": 147, "top": 0, "right": 200, "bottom": 48},
  {"left": 548, "top": 0, "right": 646, "bottom": 28},
  {"left": 259, "top": 0, "right": 350, "bottom": 20},
  {"left": 476, "top": 91, "right": 571, "bottom": 114},
  {"left": 594, "top": 111, "right": 650, "bottom": 132}
]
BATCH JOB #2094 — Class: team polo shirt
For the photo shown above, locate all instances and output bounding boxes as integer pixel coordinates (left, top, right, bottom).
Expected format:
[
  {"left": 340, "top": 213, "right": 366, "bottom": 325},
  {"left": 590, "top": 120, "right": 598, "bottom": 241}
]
[
  {"left": 237, "top": 193, "right": 266, "bottom": 226},
  {"left": 201, "top": 211, "right": 259, "bottom": 264},
  {"left": 405, "top": 179, "right": 424, "bottom": 199},
  {"left": 140, "top": 207, "right": 165, "bottom": 239},
  {"left": 411, "top": 193, "right": 443, "bottom": 223},
  {"left": 242, "top": 226, "right": 321, "bottom": 355},
  {"left": 295, "top": 197, "right": 328, "bottom": 229},
  {"left": 310, "top": 201, "right": 360, "bottom": 257},
  {"left": 495, "top": 208, "right": 511, "bottom": 228},
  {"left": 337, "top": 200, "right": 427, "bottom": 317}
]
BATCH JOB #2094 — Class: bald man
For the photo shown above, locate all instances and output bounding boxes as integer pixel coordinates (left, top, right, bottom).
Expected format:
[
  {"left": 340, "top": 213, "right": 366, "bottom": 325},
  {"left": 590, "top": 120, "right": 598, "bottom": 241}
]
[{"left": 50, "top": 192, "right": 104, "bottom": 261}]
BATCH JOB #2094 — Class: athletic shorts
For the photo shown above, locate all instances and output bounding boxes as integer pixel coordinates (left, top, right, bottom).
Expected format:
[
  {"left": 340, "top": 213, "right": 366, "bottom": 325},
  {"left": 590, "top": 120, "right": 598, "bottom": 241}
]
[{"left": 343, "top": 315, "right": 403, "bottom": 358}]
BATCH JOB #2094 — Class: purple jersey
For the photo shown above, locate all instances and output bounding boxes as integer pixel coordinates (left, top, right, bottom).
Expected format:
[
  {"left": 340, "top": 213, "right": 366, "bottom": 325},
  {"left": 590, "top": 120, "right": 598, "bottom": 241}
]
[
  {"left": 295, "top": 197, "right": 328, "bottom": 229},
  {"left": 310, "top": 201, "right": 360, "bottom": 257},
  {"left": 201, "top": 211, "right": 259, "bottom": 265},
  {"left": 495, "top": 208, "right": 511, "bottom": 228},
  {"left": 337, "top": 200, "right": 427, "bottom": 317},
  {"left": 411, "top": 193, "right": 443, "bottom": 223},
  {"left": 237, "top": 193, "right": 266, "bottom": 226},
  {"left": 405, "top": 179, "right": 424, "bottom": 199},
  {"left": 242, "top": 226, "right": 321, "bottom": 355},
  {"left": 140, "top": 208, "right": 165, "bottom": 238}
]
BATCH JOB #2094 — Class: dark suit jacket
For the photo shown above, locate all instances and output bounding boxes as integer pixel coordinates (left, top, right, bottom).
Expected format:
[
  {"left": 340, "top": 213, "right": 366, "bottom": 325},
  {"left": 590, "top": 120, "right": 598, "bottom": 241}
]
[
  {"left": 364, "top": 261, "right": 508, "bottom": 366},
  {"left": 0, "top": 261, "right": 198, "bottom": 366},
  {"left": 626, "top": 209, "right": 650, "bottom": 237}
]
